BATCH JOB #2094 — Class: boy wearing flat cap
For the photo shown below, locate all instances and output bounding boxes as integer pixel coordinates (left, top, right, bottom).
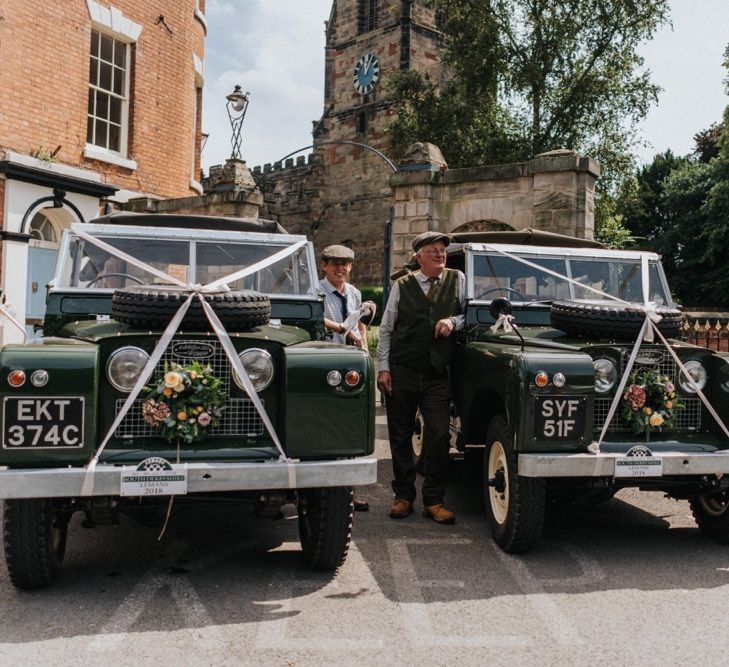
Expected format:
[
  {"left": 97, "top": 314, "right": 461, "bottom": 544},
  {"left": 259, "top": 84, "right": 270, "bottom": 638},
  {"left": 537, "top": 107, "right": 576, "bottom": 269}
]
[
  {"left": 319, "top": 245, "right": 367, "bottom": 350},
  {"left": 376, "top": 231, "right": 465, "bottom": 524},
  {"left": 319, "top": 244, "right": 370, "bottom": 512}
]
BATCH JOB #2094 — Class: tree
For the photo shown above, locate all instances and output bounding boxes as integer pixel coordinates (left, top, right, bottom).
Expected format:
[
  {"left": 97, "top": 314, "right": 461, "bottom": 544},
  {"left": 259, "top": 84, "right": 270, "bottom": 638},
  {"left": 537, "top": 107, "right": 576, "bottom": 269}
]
[
  {"left": 618, "top": 45, "right": 729, "bottom": 307},
  {"left": 389, "top": 0, "right": 669, "bottom": 196}
]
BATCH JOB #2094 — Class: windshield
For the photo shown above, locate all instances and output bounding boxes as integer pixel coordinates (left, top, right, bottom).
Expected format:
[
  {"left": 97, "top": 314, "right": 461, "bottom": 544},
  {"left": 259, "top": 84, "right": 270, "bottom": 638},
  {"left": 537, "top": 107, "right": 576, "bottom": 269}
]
[
  {"left": 471, "top": 252, "right": 671, "bottom": 305},
  {"left": 56, "top": 228, "right": 316, "bottom": 297}
]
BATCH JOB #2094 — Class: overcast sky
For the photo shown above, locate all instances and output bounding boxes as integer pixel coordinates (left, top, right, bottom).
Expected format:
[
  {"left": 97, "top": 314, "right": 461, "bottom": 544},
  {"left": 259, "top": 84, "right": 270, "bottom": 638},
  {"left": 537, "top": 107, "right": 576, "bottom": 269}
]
[{"left": 201, "top": 0, "right": 729, "bottom": 173}]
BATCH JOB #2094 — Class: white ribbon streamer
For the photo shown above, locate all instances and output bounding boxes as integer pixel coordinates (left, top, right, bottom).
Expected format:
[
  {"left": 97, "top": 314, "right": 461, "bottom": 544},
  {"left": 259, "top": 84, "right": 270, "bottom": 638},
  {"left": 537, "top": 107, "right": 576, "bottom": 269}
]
[
  {"left": 0, "top": 303, "right": 27, "bottom": 342},
  {"left": 476, "top": 243, "right": 729, "bottom": 454},
  {"left": 76, "top": 230, "right": 308, "bottom": 494}
]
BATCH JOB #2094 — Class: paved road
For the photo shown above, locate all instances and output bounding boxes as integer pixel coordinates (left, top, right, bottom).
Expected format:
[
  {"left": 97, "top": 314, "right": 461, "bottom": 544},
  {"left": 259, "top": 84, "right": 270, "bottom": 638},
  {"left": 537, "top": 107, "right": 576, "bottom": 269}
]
[{"left": 1, "top": 407, "right": 728, "bottom": 666}]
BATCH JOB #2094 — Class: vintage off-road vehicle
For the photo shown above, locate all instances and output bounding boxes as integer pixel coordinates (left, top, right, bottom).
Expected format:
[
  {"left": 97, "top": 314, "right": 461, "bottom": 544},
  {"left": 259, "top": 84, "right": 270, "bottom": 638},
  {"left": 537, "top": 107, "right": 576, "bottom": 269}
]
[
  {"left": 443, "top": 229, "right": 729, "bottom": 552},
  {"left": 0, "top": 213, "right": 376, "bottom": 588}
]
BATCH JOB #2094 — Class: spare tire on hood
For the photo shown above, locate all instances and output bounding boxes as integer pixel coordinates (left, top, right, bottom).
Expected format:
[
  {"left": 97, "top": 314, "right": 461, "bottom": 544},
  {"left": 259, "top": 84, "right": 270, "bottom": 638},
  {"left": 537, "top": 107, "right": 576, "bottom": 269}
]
[
  {"left": 111, "top": 285, "right": 271, "bottom": 331},
  {"left": 550, "top": 300, "right": 682, "bottom": 340}
]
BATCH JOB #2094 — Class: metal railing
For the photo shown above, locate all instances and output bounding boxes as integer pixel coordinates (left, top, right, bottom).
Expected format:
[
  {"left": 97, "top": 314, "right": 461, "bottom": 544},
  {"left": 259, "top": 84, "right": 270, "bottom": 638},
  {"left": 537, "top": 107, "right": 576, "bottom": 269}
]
[{"left": 680, "top": 313, "right": 729, "bottom": 352}]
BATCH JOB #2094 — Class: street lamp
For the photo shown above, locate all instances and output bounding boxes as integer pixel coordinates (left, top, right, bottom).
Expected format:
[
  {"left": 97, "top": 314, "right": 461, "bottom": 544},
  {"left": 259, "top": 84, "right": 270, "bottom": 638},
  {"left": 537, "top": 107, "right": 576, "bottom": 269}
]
[{"left": 225, "top": 85, "right": 250, "bottom": 160}]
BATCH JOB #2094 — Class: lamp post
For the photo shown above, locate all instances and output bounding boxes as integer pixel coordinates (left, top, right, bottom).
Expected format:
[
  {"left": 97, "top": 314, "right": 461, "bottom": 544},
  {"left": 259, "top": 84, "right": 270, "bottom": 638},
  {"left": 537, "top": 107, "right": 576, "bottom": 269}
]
[{"left": 225, "top": 85, "right": 250, "bottom": 160}]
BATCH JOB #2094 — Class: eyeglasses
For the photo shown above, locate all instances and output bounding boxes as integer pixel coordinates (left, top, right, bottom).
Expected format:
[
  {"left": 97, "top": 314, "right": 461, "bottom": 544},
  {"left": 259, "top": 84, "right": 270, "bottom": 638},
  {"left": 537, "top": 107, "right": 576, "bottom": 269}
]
[{"left": 420, "top": 249, "right": 447, "bottom": 257}]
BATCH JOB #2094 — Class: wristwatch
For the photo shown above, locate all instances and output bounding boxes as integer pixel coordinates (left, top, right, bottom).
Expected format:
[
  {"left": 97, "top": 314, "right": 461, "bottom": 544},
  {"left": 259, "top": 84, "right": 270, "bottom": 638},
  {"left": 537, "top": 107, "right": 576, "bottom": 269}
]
[{"left": 449, "top": 317, "right": 457, "bottom": 328}]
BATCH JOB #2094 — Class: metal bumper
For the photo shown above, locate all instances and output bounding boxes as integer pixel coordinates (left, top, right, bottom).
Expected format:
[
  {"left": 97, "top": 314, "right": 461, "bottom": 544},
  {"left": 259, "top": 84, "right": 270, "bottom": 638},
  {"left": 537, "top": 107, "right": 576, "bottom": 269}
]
[
  {"left": 0, "top": 458, "right": 378, "bottom": 499},
  {"left": 518, "top": 452, "right": 729, "bottom": 478}
]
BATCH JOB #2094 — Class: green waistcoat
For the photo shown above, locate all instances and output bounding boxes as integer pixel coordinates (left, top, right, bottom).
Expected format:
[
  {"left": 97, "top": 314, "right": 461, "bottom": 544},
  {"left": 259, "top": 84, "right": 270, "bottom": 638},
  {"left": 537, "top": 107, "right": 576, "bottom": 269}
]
[{"left": 390, "top": 268, "right": 462, "bottom": 374}]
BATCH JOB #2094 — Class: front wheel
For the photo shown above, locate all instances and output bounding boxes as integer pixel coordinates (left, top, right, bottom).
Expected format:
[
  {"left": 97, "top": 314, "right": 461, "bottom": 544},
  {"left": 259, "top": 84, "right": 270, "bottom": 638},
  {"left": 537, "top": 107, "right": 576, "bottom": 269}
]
[
  {"left": 484, "top": 416, "right": 545, "bottom": 553},
  {"left": 689, "top": 490, "right": 729, "bottom": 543},
  {"left": 297, "top": 487, "right": 353, "bottom": 571},
  {"left": 4, "top": 499, "right": 69, "bottom": 589}
]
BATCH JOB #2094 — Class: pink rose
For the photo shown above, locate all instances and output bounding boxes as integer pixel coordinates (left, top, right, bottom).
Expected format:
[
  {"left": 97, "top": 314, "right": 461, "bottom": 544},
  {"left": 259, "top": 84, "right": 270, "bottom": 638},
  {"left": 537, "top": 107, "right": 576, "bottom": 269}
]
[
  {"left": 198, "top": 412, "right": 211, "bottom": 427},
  {"left": 623, "top": 384, "right": 646, "bottom": 411}
]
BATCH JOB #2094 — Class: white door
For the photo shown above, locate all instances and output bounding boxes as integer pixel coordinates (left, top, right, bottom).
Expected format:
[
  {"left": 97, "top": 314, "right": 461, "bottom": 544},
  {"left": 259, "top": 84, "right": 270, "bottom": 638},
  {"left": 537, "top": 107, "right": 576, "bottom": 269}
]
[{"left": 25, "top": 212, "right": 60, "bottom": 339}]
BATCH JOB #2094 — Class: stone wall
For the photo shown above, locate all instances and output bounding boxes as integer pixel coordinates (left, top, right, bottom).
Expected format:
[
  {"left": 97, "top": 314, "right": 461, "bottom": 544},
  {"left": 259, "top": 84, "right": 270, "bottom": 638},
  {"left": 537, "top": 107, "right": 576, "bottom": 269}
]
[{"left": 389, "top": 148, "right": 600, "bottom": 271}]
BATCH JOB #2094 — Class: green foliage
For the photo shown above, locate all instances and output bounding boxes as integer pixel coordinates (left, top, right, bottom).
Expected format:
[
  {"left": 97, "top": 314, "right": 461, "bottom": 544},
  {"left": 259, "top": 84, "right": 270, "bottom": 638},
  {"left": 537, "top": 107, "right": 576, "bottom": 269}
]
[
  {"left": 388, "top": 0, "right": 669, "bottom": 194},
  {"left": 359, "top": 286, "right": 384, "bottom": 325}
]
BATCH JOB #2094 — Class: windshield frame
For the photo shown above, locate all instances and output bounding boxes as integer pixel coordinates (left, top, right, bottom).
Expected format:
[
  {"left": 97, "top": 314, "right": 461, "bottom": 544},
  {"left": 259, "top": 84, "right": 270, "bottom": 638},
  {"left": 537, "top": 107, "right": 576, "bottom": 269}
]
[
  {"left": 462, "top": 243, "right": 674, "bottom": 307},
  {"left": 51, "top": 223, "right": 320, "bottom": 300}
]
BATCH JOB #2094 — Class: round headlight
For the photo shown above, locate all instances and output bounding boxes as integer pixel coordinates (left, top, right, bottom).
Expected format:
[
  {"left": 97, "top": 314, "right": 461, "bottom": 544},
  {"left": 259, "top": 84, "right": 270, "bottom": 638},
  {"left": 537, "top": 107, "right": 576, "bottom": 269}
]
[
  {"left": 679, "top": 360, "right": 707, "bottom": 394},
  {"left": 593, "top": 358, "right": 617, "bottom": 394},
  {"left": 107, "top": 347, "right": 150, "bottom": 392},
  {"left": 235, "top": 348, "right": 274, "bottom": 392}
]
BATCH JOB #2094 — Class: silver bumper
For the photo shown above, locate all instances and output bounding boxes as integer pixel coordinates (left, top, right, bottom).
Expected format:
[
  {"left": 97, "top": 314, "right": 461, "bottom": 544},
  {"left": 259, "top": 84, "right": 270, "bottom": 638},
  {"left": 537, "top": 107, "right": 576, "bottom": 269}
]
[
  {"left": 0, "top": 457, "right": 378, "bottom": 499},
  {"left": 518, "top": 452, "right": 729, "bottom": 478}
]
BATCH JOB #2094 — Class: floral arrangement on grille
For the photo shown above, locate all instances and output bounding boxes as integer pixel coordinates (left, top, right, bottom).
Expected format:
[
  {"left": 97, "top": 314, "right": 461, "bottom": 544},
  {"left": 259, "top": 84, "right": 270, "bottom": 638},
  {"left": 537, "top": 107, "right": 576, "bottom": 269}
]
[
  {"left": 141, "top": 362, "right": 226, "bottom": 444},
  {"left": 621, "top": 369, "right": 683, "bottom": 441}
]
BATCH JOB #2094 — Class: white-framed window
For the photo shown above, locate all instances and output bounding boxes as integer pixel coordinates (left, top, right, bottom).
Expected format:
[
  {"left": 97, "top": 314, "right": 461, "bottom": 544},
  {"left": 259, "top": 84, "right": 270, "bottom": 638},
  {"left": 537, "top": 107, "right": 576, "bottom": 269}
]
[
  {"left": 87, "top": 29, "right": 129, "bottom": 154},
  {"left": 84, "top": 1, "right": 141, "bottom": 169}
]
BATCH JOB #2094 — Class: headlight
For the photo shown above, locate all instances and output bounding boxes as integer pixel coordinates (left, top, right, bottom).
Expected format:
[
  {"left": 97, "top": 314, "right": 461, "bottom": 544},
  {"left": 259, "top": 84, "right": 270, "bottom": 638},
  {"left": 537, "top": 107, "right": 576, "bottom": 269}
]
[
  {"left": 679, "top": 360, "right": 707, "bottom": 394},
  {"left": 234, "top": 348, "right": 274, "bottom": 392},
  {"left": 107, "top": 347, "right": 150, "bottom": 392},
  {"left": 593, "top": 358, "right": 617, "bottom": 394}
]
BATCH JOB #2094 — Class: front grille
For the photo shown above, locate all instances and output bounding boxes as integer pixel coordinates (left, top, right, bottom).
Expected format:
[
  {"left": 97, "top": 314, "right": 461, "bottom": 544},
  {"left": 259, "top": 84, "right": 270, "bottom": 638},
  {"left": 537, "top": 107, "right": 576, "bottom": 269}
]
[
  {"left": 594, "top": 397, "right": 702, "bottom": 432},
  {"left": 114, "top": 339, "right": 265, "bottom": 439},
  {"left": 592, "top": 345, "right": 702, "bottom": 433}
]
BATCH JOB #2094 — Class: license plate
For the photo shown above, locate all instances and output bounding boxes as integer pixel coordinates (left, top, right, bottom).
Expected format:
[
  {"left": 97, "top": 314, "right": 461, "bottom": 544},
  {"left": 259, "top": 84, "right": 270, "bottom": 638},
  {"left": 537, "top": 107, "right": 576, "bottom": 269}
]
[
  {"left": 2, "top": 397, "right": 84, "bottom": 449},
  {"left": 533, "top": 396, "right": 586, "bottom": 441}
]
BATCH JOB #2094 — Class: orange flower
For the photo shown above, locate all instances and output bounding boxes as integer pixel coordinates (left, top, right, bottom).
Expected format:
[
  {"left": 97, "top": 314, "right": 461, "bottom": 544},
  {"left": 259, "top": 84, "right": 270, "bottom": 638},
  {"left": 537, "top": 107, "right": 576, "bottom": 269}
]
[
  {"left": 665, "top": 400, "right": 673, "bottom": 410},
  {"left": 163, "top": 387, "right": 173, "bottom": 397},
  {"left": 643, "top": 407, "right": 652, "bottom": 415},
  {"left": 649, "top": 413, "right": 664, "bottom": 427},
  {"left": 177, "top": 411, "right": 188, "bottom": 421}
]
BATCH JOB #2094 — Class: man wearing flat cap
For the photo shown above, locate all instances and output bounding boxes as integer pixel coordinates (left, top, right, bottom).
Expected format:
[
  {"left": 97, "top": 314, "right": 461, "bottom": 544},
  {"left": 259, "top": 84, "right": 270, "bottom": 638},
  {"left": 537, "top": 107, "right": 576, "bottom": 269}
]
[{"left": 376, "top": 231, "right": 465, "bottom": 524}]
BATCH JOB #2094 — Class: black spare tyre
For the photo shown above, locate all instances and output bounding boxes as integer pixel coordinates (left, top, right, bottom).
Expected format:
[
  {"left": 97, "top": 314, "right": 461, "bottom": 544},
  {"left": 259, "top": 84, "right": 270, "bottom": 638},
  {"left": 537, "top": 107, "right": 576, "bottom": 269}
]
[
  {"left": 111, "top": 285, "right": 271, "bottom": 331},
  {"left": 550, "top": 300, "right": 682, "bottom": 340}
]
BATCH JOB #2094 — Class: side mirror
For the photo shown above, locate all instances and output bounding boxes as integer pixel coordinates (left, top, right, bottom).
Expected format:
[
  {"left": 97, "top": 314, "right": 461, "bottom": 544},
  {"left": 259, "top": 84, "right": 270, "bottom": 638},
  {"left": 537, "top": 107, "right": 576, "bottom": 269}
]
[{"left": 489, "top": 297, "right": 512, "bottom": 320}]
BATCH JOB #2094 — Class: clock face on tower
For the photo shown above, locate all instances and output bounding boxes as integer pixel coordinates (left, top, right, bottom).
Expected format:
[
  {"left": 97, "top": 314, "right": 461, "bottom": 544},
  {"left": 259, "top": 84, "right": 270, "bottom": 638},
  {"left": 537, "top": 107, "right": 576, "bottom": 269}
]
[{"left": 353, "top": 53, "right": 380, "bottom": 95}]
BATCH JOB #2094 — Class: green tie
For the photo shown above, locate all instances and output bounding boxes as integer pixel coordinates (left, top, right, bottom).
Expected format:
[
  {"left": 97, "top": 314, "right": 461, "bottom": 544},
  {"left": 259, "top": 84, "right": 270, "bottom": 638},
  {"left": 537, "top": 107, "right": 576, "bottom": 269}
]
[{"left": 426, "top": 277, "right": 439, "bottom": 301}]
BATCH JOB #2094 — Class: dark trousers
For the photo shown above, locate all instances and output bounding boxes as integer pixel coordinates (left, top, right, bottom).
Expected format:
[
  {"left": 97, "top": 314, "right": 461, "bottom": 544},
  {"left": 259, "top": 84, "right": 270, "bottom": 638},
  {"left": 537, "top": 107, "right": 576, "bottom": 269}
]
[{"left": 386, "top": 364, "right": 450, "bottom": 505}]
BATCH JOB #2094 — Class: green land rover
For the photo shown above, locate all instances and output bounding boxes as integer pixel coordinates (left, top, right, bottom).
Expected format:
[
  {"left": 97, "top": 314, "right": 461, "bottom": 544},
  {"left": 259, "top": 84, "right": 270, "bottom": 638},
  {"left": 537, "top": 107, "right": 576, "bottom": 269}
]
[
  {"left": 441, "top": 230, "right": 729, "bottom": 552},
  {"left": 0, "top": 213, "right": 376, "bottom": 588}
]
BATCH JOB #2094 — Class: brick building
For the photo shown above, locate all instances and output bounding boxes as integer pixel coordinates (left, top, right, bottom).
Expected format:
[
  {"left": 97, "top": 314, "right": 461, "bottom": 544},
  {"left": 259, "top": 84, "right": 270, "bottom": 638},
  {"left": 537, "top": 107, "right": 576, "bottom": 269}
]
[{"left": 0, "top": 0, "right": 206, "bottom": 343}]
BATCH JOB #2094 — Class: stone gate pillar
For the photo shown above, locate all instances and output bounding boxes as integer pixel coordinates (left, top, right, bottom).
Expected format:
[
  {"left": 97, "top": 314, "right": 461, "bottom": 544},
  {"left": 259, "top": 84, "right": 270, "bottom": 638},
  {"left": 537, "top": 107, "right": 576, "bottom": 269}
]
[{"left": 388, "top": 145, "right": 600, "bottom": 276}]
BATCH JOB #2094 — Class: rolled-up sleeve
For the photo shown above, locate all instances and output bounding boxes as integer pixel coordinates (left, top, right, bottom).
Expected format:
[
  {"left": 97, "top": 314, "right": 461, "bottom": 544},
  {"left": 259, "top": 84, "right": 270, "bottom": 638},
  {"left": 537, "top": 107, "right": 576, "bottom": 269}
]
[{"left": 375, "top": 282, "right": 400, "bottom": 373}]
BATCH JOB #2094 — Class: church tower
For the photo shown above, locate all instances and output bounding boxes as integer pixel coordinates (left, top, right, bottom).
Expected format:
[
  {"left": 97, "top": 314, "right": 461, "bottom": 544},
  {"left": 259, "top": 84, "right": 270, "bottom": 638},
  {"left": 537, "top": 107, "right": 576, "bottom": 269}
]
[
  {"left": 259, "top": 1, "right": 445, "bottom": 285},
  {"left": 312, "top": 0, "right": 445, "bottom": 283}
]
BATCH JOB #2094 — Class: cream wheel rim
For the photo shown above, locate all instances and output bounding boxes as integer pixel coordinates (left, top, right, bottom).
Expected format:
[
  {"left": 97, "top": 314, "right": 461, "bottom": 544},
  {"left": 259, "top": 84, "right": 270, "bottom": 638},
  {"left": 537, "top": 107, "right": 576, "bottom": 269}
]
[{"left": 488, "top": 440, "right": 509, "bottom": 525}]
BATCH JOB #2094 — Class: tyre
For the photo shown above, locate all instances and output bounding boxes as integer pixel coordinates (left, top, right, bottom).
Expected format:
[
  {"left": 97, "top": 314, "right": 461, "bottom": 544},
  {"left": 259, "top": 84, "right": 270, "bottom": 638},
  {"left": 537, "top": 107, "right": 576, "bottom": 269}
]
[
  {"left": 484, "top": 415, "right": 545, "bottom": 553},
  {"left": 4, "top": 499, "right": 69, "bottom": 590},
  {"left": 297, "top": 487, "right": 353, "bottom": 571},
  {"left": 111, "top": 285, "right": 271, "bottom": 331},
  {"left": 550, "top": 300, "right": 682, "bottom": 340},
  {"left": 689, "top": 490, "right": 729, "bottom": 543}
]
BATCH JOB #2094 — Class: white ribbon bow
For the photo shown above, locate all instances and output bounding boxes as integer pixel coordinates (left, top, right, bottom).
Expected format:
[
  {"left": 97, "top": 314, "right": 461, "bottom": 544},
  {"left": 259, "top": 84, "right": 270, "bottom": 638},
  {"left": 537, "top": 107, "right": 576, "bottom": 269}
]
[
  {"left": 478, "top": 244, "right": 729, "bottom": 455},
  {"left": 490, "top": 313, "right": 514, "bottom": 333},
  {"left": 76, "top": 230, "right": 308, "bottom": 495}
]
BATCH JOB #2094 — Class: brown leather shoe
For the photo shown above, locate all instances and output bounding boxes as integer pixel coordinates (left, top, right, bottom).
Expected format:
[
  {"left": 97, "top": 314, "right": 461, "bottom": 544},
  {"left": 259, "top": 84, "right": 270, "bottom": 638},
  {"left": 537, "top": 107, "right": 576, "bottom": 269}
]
[
  {"left": 389, "top": 498, "right": 413, "bottom": 519},
  {"left": 422, "top": 504, "right": 456, "bottom": 524}
]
